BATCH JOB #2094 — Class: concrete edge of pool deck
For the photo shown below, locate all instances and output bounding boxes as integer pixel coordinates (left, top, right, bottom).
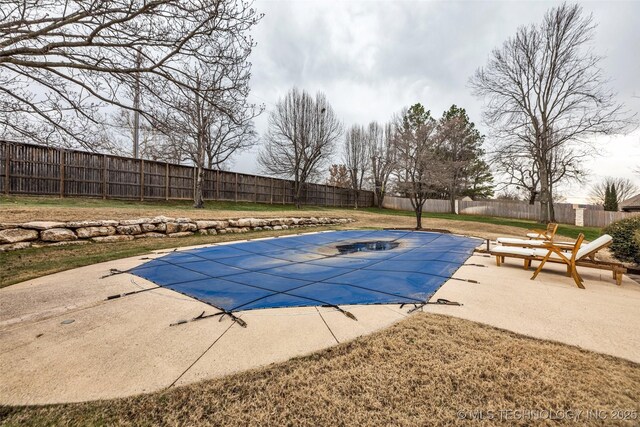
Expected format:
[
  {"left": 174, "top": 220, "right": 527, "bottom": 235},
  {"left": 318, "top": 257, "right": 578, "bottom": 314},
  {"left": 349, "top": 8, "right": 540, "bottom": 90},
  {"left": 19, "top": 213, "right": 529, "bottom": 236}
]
[{"left": 1, "top": 230, "right": 639, "bottom": 405}]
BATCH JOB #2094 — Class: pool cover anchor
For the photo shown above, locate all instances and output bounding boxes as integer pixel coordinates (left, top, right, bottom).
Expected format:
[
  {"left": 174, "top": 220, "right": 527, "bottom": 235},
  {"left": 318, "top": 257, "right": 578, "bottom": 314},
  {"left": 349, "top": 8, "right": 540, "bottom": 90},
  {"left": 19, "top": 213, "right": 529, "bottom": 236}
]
[
  {"left": 321, "top": 305, "right": 358, "bottom": 321},
  {"left": 105, "top": 286, "right": 160, "bottom": 300},
  {"left": 404, "top": 298, "right": 463, "bottom": 314},
  {"left": 170, "top": 310, "right": 248, "bottom": 328},
  {"left": 100, "top": 268, "right": 128, "bottom": 279}
]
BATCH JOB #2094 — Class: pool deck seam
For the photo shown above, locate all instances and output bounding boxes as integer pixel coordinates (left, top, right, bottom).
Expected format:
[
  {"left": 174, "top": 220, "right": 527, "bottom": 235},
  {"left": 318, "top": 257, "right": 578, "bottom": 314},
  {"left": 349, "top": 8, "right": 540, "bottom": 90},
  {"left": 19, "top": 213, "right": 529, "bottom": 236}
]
[{"left": 167, "top": 318, "right": 236, "bottom": 389}]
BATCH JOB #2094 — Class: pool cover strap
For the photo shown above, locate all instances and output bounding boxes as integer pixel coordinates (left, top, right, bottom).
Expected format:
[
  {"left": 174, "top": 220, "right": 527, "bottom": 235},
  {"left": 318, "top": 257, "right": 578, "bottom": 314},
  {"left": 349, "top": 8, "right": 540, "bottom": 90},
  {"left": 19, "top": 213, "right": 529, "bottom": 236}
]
[{"left": 170, "top": 310, "right": 247, "bottom": 328}]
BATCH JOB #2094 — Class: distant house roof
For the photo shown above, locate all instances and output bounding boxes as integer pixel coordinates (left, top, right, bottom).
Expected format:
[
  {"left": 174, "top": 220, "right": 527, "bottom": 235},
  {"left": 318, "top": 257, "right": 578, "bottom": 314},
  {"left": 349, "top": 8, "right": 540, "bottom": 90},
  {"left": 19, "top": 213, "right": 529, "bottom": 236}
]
[{"left": 620, "top": 193, "right": 640, "bottom": 212}]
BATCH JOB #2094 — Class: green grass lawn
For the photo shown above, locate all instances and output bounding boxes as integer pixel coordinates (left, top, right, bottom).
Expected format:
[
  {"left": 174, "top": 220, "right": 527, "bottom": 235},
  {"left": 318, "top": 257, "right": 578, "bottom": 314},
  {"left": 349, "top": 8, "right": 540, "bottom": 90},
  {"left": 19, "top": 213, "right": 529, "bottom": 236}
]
[
  {"left": 1, "top": 195, "right": 602, "bottom": 241},
  {"left": 361, "top": 207, "right": 602, "bottom": 241}
]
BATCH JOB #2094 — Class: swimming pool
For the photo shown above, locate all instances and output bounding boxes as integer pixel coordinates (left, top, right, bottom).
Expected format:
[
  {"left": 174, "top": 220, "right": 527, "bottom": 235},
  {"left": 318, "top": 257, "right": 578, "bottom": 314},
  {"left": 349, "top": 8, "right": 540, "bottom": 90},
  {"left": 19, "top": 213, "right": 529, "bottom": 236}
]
[{"left": 130, "top": 230, "right": 481, "bottom": 313}]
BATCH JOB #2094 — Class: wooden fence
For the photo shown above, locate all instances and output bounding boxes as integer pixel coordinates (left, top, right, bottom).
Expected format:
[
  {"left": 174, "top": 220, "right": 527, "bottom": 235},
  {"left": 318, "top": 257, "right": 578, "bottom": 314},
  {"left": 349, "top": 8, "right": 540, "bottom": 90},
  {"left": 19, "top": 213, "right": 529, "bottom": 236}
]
[
  {"left": 583, "top": 209, "right": 640, "bottom": 228},
  {"left": 0, "top": 141, "right": 374, "bottom": 207},
  {"left": 383, "top": 195, "right": 640, "bottom": 228}
]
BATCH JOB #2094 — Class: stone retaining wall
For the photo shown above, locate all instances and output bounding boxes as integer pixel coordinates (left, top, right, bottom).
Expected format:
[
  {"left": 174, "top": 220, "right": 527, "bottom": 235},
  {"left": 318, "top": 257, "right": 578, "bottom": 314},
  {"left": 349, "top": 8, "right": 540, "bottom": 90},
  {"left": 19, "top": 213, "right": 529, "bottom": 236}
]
[{"left": 0, "top": 216, "right": 355, "bottom": 252}]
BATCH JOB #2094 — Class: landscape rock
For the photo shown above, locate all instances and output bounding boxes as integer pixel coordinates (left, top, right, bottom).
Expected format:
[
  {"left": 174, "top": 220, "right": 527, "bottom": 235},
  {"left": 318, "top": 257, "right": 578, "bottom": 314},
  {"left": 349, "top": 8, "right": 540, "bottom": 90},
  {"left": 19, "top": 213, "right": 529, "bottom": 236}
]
[
  {"left": 217, "top": 229, "right": 227, "bottom": 234},
  {"left": 40, "top": 228, "right": 77, "bottom": 242},
  {"left": 236, "top": 218, "right": 252, "bottom": 227},
  {"left": 116, "top": 225, "right": 142, "bottom": 235},
  {"left": 249, "top": 218, "right": 267, "bottom": 227},
  {"left": 175, "top": 217, "right": 192, "bottom": 223},
  {"left": 151, "top": 216, "right": 174, "bottom": 223},
  {"left": 154, "top": 223, "right": 167, "bottom": 232},
  {"left": 0, "top": 242, "right": 32, "bottom": 252},
  {"left": 208, "top": 229, "right": 217, "bottom": 235},
  {"left": 64, "top": 220, "right": 103, "bottom": 228},
  {"left": 0, "top": 223, "right": 20, "bottom": 230},
  {"left": 0, "top": 228, "right": 39, "bottom": 243},
  {"left": 119, "top": 218, "right": 152, "bottom": 226},
  {"left": 272, "top": 225, "right": 283, "bottom": 231},
  {"left": 92, "top": 235, "right": 135, "bottom": 243},
  {"left": 140, "top": 223, "right": 156, "bottom": 232},
  {"left": 134, "top": 232, "right": 165, "bottom": 239},
  {"left": 21, "top": 221, "right": 66, "bottom": 230},
  {"left": 195, "top": 220, "right": 219, "bottom": 230},
  {"left": 76, "top": 226, "right": 116, "bottom": 238},
  {"left": 165, "top": 222, "right": 180, "bottom": 234}
]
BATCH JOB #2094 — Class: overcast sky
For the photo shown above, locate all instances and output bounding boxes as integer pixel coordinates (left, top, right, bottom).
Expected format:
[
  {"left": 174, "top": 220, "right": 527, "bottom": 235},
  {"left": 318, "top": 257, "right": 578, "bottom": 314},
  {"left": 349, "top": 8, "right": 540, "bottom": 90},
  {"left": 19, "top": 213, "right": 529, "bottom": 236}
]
[{"left": 233, "top": 0, "right": 640, "bottom": 203}]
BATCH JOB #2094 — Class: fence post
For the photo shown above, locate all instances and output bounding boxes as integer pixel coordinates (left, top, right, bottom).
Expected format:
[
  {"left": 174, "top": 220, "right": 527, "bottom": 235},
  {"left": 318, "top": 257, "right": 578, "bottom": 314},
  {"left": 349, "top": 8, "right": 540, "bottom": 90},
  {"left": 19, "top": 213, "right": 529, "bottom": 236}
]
[
  {"left": 235, "top": 172, "right": 238, "bottom": 202},
  {"left": 254, "top": 175, "right": 258, "bottom": 203},
  {"left": 270, "top": 177, "right": 273, "bottom": 204},
  {"left": 102, "top": 155, "right": 107, "bottom": 199},
  {"left": 216, "top": 170, "right": 220, "bottom": 200},
  {"left": 59, "top": 148, "right": 65, "bottom": 198},
  {"left": 282, "top": 181, "right": 285, "bottom": 204},
  {"left": 574, "top": 207, "right": 584, "bottom": 227},
  {"left": 193, "top": 166, "right": 197, "bottom": 200},
  {"left": 139, "top": 159, "right": 145, "bottom": 201},
  {"left": 4, "top": 143, "right": 11, "bottom": 195},
  {"left": 165, "top": 163, "right": 169, "bottom": 200}
]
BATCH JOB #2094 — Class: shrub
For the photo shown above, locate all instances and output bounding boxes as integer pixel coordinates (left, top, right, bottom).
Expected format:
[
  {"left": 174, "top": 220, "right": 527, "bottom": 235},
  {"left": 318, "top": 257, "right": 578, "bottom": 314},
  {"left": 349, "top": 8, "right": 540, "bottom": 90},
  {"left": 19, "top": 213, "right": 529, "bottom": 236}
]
[{"left": 603, "top": 216, "right": 640, "bottom": 264}]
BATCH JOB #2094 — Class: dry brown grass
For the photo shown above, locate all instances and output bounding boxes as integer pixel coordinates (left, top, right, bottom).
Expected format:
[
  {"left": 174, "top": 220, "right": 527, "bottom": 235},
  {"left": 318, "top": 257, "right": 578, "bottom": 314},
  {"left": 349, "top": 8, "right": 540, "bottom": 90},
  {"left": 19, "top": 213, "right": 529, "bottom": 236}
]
[{"left": 1, "top": 313, "right": 638, "bottom": 426}]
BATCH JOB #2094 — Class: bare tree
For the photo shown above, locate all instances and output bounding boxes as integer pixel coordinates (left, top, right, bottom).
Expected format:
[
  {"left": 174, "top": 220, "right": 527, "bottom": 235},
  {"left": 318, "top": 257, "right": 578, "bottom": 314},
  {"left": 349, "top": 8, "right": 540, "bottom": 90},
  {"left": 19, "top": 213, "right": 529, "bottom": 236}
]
[
  {"left": 258, "top": 88, "right": 343, "bottom": 208},
  {"left": 492, "top": 141, "right": 584, "bottom": 207},
  {"left": 589, "top": 177, "right": 639, "bottom": 205},
  {"left": 394, "top": 104, "right": 445, "bottom": 229},
  {"left": 471, "top": 2, "right": 633, "bottom": 223},
  {"left": 0, "top": 1, "right": 261, "bottom": 150},
  {"left": 150, "top": 64, "right": 260, "bottom": 208},
  {"left": 327, "top": 164, "right": 350, "bottom": 188},
  {"left": 343, "top": 125, "right": 370, "bottom": 208},
  {"left": 367, "top": 121, "right": 397, "bottom": 208}
]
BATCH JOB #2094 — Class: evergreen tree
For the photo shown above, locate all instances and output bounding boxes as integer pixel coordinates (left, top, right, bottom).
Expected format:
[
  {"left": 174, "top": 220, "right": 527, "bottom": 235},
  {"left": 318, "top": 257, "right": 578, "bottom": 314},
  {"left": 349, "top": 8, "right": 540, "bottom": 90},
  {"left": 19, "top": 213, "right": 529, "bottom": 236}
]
[{"left": 604, "top": 183, "right": 619, "bottom": 211}]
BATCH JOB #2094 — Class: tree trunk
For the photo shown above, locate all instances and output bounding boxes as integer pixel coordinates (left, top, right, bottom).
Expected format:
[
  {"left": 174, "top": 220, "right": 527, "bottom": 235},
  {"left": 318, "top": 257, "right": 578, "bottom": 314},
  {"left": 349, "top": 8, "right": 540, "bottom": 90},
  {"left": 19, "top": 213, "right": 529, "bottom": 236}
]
[
  {"left": 538, "top": 164, "right": 551, "bottom": 223},
  {"left": 376, "top": 190, "right": 384, "bottom": 209},
  {"left": 193, "top": 127, "right": 206, "bottom": 209},
  {"left": 450, "top": 193, "right": 456, "bottom": 214},
  {"left": 193, "top": 166, "right": 204, "bottom": 209},
  {"left": 415, "top": 201, "right": 423, "bottom": 229}
]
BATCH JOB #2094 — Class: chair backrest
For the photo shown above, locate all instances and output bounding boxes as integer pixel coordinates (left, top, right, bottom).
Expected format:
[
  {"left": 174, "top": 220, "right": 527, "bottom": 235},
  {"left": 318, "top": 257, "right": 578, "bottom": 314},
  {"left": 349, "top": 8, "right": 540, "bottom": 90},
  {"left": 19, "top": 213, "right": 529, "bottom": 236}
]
[
  {"left": 546, "top": 223, "right": 558, "bottom": 239},
  {"left": 570, "top": 234, "right": 585, "bottom": 262},
  {"left": 576, "top": 234, "right": 613, "bottom": 260}
]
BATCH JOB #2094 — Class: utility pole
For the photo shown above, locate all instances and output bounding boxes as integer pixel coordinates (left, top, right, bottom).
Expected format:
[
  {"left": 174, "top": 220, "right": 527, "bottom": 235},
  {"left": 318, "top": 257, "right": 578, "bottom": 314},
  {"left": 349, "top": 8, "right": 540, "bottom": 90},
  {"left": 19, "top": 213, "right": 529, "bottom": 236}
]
[{"left": 132, "top": 50, "right": 142, "bottom": 159}]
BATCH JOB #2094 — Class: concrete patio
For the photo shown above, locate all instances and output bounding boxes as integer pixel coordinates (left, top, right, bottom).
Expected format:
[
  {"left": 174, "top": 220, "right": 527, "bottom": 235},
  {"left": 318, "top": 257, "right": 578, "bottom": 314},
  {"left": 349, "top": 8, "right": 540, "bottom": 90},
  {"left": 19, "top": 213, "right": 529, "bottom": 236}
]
[{"left": 1, "top": 233, "right": 639, "bottom": 405}]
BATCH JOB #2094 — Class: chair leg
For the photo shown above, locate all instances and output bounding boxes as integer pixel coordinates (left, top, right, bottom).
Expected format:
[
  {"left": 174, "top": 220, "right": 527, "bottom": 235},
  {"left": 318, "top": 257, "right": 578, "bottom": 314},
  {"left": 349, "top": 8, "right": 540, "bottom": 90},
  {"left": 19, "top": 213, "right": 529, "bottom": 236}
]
[
  {"left": 571, "top": 267, "right": 585, "bottom": 289},
  {"left": 524, "top": 259, "right": 531, "bottom": 270},
  {"left": 566, "top": 265, "right": 571, "bottom": 277},
  {"left": 495, "top": 256, "right": 501, "bottom": 266},
  {"left": 531, "top": 252, "right": 552, "bottom": 281}
]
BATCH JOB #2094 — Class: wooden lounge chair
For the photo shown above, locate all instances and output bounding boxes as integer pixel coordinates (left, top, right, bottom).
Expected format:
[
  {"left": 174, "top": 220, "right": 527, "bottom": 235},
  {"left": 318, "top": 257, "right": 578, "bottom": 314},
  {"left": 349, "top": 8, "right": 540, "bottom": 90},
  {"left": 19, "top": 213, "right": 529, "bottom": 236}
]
[
  {"left": 525, "top": 222, "right": 558, "bottom": 240},
  {"left": 496, "top": 236, "right": 577, "bottom": 251},
  {"left": 491, "top": 234, "right": 626, "bottom": 288}
]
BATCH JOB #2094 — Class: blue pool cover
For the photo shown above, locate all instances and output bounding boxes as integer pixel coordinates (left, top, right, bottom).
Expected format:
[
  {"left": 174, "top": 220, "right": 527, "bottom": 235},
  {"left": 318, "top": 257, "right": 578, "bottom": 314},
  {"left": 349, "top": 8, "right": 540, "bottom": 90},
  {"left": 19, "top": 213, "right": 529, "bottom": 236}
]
[{"left": 129, "top": 230, "right": 481, "bottom": 312}]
